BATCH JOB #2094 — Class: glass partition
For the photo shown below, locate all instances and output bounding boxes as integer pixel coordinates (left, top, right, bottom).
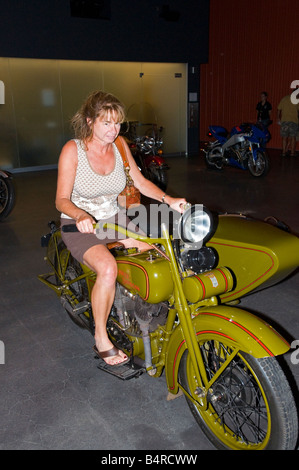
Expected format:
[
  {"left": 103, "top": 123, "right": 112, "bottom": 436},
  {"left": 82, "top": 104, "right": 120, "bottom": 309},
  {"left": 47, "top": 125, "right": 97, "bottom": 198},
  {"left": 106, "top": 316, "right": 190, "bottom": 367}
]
[{"left": 0, "top": 58, "right": 187, "bottom": 170}]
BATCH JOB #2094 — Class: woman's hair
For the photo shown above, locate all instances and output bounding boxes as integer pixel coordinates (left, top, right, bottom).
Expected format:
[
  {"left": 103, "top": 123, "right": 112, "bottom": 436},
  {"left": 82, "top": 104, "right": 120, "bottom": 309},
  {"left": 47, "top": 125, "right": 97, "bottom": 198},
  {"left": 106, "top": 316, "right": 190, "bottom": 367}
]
[{"left": 71, "top": 90, "right": 126, "bottom": 142}]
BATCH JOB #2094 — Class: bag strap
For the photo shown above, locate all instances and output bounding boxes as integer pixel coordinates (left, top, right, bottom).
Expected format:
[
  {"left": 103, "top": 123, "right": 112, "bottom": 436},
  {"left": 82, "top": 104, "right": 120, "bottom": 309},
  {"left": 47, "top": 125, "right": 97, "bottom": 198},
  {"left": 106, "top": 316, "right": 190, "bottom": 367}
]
[
  {"left": 115, "top": 135, "right": 135, "bottom": 187},
  {"left": 115, "top": 136, "right": 129, "bottom": 168}
]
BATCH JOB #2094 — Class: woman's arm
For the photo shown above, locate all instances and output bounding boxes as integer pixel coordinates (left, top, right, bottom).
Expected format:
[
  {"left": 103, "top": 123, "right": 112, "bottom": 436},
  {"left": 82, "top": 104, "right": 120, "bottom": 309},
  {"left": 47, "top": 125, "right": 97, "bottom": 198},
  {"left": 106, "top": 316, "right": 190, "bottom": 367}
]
[
  {"left": 56, "top": 140, "right": 95, "bottom": 232},
  {"left": 121, "top": 138, "right": 187, "bottom": 212}
]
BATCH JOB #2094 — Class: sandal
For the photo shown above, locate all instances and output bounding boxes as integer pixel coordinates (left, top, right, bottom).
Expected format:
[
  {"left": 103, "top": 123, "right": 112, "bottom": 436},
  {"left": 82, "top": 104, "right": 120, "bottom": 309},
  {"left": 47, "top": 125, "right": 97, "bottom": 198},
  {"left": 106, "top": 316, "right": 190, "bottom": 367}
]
[{"left": 93, "top": 345, "right": 129, "bottom": 366}]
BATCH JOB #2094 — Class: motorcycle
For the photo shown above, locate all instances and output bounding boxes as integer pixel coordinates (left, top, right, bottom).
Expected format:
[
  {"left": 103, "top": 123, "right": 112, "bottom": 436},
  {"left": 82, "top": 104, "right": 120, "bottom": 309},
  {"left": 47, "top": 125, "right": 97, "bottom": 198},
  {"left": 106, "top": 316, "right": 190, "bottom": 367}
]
[
  {"left": 121, "top": 103, "right": 169, "bottom": 191},
  {"left": 0, "top": 169, "right": 15, "bottom": 220},
  {"left": 38, "top": 204, "right": 299, "bottom": 450},
  {"left": 205, "top": 122, "right": 270, "bottom": 177}
]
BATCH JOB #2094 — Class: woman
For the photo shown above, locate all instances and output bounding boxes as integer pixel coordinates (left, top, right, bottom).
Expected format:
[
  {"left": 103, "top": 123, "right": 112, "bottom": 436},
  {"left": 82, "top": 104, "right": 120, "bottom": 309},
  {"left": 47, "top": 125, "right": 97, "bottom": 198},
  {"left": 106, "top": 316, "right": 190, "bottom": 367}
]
[{"left": 56, "top": 91, "right": 186, "bottom": 366}]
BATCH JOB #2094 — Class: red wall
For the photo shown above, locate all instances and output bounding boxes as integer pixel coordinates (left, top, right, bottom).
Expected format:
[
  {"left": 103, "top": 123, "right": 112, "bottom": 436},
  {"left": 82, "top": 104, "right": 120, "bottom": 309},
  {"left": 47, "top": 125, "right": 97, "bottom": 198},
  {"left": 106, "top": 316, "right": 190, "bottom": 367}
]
[{"left": 200, "top": 0, "right": 299, "bottom": 149}]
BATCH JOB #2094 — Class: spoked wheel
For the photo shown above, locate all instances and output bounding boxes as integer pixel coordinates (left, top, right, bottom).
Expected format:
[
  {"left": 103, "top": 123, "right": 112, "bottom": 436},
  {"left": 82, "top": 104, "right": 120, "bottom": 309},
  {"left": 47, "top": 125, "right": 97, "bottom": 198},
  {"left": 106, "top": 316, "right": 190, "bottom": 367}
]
[
  {"left": 248, "top": 151, "right": 269, "bottom": 176},
  {"left": 179, "top": 340, "right": 298, "bottom": 450},
  {"left": 0, "top": 176, "right": 15, "bottom": 220},
  {"left": 55, "top": 242, "right": 93, "bottom": 331},
  {"left": 205, "top": 146, "right": 224, "bottom": 170}
]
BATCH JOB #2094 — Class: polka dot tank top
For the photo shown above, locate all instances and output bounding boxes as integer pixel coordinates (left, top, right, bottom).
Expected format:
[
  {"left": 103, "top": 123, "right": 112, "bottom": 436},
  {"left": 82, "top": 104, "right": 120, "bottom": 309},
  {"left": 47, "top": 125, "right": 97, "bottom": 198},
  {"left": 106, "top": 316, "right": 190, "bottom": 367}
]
[{"left": 61, "top": 139, "right": 126, "bottom": 220}]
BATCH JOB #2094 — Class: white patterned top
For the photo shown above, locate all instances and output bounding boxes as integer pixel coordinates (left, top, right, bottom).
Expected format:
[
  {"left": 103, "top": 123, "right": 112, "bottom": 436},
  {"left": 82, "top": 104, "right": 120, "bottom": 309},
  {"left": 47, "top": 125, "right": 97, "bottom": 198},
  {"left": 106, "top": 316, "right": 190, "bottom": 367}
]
[{"left": 61, "top": 139, "right": 126, "bottom": 220}]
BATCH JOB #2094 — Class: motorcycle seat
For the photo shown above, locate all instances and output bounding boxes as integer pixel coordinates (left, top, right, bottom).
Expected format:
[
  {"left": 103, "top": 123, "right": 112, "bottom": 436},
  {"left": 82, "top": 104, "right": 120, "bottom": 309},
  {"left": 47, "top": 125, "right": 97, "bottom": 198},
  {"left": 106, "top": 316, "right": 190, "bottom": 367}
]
[
  {"left": 210, "top": 126, "right": 229, "bottom": 138},
  {"left": 218, "top": 130, "right": 228, "bottom": 137},
  {"left": 107, "top": 241, "right": 125, "bottom": 251}
]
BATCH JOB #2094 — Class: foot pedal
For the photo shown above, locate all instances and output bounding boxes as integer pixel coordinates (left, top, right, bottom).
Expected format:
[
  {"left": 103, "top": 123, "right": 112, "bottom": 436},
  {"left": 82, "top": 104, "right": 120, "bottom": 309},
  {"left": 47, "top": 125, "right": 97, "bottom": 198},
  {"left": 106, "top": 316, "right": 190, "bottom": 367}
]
[{"left": 96, "top": 359, "right": 144, "bottom": 380}]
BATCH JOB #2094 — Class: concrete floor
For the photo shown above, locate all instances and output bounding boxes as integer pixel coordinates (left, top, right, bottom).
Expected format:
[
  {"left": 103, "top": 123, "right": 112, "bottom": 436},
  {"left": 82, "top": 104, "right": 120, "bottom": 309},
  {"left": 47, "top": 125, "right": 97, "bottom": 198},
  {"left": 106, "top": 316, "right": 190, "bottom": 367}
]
[{"left": 1, "top": 149, "right": 299, "bottom": 450}]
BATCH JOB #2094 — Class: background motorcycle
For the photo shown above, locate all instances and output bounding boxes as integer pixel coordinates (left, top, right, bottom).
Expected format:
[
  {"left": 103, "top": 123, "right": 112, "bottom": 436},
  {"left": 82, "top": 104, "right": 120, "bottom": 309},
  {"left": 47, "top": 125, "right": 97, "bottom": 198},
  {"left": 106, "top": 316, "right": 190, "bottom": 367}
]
[
  {"left": 39, "top": 205, "right": 299, "bottom": 450},
  {"left": 0, "top": 170, "right": 15, "bottom": 220},
  {"left": 205, "top": 122, "right": 270, "bottom": 177},
  {"left": 121, "top": 103, "right": 169, "bottom": 191}
]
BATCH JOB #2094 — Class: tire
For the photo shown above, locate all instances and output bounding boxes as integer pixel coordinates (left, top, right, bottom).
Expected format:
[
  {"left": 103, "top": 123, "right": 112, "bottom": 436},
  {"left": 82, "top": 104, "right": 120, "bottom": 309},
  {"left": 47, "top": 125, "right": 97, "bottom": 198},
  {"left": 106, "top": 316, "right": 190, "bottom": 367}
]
[
  {"left": 205, "top": 146, "right": 224, "bottom": 170},
  {"left": 179, "top": 340, "right": 298, "bottom": 450},
  {"left": 248, "top": 151, "right": 269, "bottom": 177},
  {"left": 55, "top": 241, "right": 92, "bottom": 331},
  {"left": 0, "top": 176, "right": 15, "bottom": 220}
]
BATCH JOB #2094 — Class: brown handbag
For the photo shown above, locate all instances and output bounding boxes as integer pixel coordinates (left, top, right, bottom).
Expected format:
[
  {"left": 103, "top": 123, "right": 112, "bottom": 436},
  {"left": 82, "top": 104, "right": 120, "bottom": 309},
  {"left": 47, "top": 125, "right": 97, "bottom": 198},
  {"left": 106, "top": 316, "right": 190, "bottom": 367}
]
[{"left": 115, "top": 136, "right": 141, "bottom": 208}]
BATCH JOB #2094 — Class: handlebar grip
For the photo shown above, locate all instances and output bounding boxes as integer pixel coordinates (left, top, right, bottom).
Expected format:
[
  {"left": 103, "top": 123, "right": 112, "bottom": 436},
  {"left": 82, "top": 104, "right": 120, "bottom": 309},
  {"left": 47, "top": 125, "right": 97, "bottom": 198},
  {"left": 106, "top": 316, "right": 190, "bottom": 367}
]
[{"left": 61, "top": 224, "right": 79, "bottom": 232}]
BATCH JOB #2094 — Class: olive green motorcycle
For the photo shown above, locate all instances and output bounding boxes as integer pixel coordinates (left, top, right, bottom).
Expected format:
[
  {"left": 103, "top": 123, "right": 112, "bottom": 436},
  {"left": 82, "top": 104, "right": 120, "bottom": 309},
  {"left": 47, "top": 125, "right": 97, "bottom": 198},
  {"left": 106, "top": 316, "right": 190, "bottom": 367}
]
[{"left": 38, "top": 205, "right": 299, "bottom": 450}]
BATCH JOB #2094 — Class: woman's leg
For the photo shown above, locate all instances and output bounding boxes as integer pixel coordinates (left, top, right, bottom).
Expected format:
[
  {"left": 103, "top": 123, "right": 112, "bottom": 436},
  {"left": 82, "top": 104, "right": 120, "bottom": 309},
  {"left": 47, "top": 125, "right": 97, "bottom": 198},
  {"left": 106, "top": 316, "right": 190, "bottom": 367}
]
[{"left": 83, "top": 244, "right": 128, "bottom": 365}]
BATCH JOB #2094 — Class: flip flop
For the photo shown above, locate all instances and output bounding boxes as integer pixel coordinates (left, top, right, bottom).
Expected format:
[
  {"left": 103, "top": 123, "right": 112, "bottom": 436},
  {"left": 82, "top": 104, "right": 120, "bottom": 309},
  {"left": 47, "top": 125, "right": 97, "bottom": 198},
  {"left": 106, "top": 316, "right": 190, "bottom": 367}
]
[{"left": 93, "top": 344, "right": 130, "bottom": 366}]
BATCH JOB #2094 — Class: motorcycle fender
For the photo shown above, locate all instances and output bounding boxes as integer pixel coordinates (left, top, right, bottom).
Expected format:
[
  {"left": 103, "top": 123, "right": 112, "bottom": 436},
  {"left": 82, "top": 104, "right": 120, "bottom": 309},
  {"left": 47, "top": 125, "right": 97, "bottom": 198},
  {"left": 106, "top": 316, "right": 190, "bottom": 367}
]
[
  {"left": 144, "top": 155, "right": 168, "bottom": 168},
  {"left": 165, "top": 305, "right": 290, "bottom": 394},
  {"left": 0, "top": 170, "right": 11, "bottom": 178}
]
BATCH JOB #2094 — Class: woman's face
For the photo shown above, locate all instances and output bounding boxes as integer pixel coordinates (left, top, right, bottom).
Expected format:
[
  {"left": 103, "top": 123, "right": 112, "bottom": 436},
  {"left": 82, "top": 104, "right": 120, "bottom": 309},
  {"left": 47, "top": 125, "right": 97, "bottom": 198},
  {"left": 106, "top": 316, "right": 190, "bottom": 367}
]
[{"left": 89, "top": 110, "right": 121, "bottom": 144}]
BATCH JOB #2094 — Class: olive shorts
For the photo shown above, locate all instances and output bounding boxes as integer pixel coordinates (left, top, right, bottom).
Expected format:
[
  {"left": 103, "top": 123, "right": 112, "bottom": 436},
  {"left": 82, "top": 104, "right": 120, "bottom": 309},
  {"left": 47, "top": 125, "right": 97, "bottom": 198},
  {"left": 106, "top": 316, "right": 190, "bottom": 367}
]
[{"left": 60, "top": 211, "right": 134, "bottom": 265}]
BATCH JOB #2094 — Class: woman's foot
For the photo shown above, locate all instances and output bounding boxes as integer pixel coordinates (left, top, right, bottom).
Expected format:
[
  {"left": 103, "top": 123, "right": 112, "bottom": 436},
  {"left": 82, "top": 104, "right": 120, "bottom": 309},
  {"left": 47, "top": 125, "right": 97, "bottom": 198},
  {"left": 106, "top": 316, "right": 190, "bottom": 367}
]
[{"left": 93, "top": 340, "right": 128, "bottom": 366}]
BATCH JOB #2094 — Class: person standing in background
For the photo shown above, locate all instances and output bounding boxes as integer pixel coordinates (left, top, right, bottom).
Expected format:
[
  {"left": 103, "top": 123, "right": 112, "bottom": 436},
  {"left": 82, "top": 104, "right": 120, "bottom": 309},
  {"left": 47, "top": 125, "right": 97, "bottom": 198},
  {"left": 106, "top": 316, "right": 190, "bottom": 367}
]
[
  {"left": 277, "top": 92, "right": 299, "bottom": 157},
  {"left": 256, "top": 91, "right": 272, "bottom": 129}
]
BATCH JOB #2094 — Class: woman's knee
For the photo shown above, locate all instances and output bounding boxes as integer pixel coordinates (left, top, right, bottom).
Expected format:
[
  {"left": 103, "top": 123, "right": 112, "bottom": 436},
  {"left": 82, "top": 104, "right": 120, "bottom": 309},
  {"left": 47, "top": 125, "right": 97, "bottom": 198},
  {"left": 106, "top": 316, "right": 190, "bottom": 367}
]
[
  {"left": 84, "top": 247, "right": 118, "bottom": 284},
  {"left": 98, "top": 258, "right": 118, "bottom": 284}
]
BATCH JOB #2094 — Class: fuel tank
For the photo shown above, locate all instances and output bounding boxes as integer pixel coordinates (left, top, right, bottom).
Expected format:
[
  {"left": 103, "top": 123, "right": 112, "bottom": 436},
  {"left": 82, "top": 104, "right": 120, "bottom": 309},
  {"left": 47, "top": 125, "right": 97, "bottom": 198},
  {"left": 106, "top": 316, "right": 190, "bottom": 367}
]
[
  {"left": 116, "top": 251, "right": 173, "bottom": 303},
  {"left": 207, "top": 214, "right": 299, "bottom": 302},
  {"left": 222, "top": 133, "right": 245, "bottom": 151}
]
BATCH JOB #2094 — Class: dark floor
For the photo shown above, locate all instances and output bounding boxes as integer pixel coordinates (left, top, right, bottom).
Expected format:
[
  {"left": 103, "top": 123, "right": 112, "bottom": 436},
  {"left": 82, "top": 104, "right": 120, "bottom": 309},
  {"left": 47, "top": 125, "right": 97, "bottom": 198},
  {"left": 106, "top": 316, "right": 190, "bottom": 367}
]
[{"left": 1, "top": 150, "right": 299, "bottom": 450}]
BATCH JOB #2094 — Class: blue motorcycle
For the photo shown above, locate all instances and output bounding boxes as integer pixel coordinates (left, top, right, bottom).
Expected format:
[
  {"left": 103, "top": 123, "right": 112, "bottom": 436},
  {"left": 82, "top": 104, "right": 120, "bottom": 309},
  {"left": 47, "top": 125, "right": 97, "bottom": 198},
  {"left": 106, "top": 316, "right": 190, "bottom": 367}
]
[{"left": 204, "top": 122, "right": 270, "bottom": 177}]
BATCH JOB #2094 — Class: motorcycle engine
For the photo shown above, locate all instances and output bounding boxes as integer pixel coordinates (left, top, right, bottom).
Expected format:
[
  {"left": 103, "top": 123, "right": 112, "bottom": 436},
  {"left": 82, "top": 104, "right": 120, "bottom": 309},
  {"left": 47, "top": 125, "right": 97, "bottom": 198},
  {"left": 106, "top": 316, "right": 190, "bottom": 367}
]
[
  {"left": 114, "top": 283, "right": 168, "bottom": 335},
  {"left": 230, "top": 143, "right": 248, "bottom": 162}
]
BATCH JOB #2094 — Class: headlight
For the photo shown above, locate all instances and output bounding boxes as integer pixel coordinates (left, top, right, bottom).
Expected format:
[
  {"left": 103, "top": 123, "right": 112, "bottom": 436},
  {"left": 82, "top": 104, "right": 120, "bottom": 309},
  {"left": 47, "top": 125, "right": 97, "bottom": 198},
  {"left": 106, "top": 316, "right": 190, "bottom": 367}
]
[{"left": 178, "top": 205, "right": 215, "bottom": 248}]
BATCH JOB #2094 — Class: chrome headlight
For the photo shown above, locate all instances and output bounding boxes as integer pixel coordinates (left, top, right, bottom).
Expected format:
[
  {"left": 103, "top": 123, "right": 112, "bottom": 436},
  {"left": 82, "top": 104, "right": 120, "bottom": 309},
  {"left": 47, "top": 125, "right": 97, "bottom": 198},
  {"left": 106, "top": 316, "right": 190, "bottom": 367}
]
[{"left": 178, "top": 205, "right": 214, "bottom": 248}]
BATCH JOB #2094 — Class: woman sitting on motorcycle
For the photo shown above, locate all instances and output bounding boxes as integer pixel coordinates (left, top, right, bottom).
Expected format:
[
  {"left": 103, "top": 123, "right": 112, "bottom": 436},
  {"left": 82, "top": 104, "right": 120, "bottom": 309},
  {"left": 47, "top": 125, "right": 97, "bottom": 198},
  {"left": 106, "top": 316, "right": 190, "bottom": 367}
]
[{"left": 55, "top": 90, "right": 186, "bottom": 366}]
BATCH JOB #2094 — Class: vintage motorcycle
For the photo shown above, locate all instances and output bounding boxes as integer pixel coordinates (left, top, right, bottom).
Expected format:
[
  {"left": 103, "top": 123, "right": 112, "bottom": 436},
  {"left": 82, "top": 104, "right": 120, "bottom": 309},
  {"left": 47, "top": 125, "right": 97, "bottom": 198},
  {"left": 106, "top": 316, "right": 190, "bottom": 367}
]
[
  {"left": 38, "top": 204, "right": 299, "bottom": 450},
  {"left": 0, "top": 169, "right": 15, "bottom": 220},
  {"left": 205, "top": 123, "right": 270, "bottom": 177},
  {"left": 121, "top": 103, "right": 169, "bottom": 191}
]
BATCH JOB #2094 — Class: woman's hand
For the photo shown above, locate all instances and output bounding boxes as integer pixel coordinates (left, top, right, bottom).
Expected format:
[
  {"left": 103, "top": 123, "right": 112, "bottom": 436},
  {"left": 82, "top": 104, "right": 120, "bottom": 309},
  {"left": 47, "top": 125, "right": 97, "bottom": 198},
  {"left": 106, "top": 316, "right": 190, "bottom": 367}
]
[
  {"left": 76, "top": 213, "right": 95, "bottom": 233},
  {"left": 166, "top": 196, "right": 188, "bottom": 213}
]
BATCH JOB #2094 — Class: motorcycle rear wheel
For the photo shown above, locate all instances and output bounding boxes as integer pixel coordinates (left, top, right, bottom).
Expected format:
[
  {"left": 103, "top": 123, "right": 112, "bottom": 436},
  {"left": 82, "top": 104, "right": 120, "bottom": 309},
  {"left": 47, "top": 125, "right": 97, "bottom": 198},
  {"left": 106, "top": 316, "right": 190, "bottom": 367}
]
[
  {"left": 248, "top": 151, "right": 269, "bottom": 177},
  {"left": 205, "top": 146, "right": 224, "bottom": 170},
  {"left": 55, "top": 241, "right": 92, "bottom": 331},
  {"left": 179, "top": 341, "right": 298, "bottom": 450},
  {"left": 0, "top": 176, "right": 15, "bottom": 220}
]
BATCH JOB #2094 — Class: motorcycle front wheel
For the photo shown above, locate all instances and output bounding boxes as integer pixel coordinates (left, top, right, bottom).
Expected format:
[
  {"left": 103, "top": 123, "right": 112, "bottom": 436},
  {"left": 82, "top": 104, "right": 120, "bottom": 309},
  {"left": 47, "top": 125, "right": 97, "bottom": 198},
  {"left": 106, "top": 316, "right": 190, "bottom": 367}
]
[
  {"left": 0, "top": 176, "right": 15, "bottom": 220},
  {"left": 248, "top": 151, "right": 269, "bottom": 177},
  {"left": 179, "top": 340, "right": 298, "bottom": 450}
]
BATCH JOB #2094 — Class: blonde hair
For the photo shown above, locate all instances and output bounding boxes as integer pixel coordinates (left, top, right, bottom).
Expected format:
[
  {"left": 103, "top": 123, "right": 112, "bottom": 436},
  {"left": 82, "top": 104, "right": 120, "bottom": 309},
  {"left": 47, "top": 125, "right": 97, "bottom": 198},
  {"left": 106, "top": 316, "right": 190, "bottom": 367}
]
[{"left": 71, "top": 90, "right": 126, "bottom": 142}]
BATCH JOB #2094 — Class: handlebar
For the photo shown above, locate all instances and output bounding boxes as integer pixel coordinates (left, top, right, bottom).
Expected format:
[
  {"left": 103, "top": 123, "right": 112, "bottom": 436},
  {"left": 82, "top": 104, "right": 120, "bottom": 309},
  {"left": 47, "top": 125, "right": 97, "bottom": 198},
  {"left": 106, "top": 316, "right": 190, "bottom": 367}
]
[{"left": 61, "top": 224, "right": 79, "bottom": 232}]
